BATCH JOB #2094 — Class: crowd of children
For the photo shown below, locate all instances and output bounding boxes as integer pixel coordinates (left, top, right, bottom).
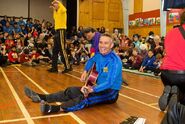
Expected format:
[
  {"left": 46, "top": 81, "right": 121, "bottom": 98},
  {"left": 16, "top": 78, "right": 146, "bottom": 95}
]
[
  {"left": 0, "top": 16, "right": 55, "bottom": 67},
  {"left": 115, "top": 31, "right": 164, "bottom": 76},
  {"left": 0, "top": 15, "right": 164, "bottom": 76}
]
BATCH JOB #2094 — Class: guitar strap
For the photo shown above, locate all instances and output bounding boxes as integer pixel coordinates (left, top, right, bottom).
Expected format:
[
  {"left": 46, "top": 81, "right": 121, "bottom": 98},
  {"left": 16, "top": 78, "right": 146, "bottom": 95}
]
[{"left": 179, "top": 26, "right": 185, "bottom": 40}]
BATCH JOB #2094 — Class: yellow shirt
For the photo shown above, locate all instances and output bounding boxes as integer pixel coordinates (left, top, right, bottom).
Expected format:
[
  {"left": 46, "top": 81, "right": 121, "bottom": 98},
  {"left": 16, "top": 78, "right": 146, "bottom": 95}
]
[{"left": 53, "top": 2, "right": 67, "bottom": 30}]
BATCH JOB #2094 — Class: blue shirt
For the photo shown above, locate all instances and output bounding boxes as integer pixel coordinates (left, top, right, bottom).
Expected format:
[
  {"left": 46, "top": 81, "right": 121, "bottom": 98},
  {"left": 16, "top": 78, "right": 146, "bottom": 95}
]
[
  {"left": 26, "top": 23, "right": 33, "bottom": 28},
  {"left": 0, "top": 19, "right": 6, "bottom": 26},
  {"left": 3, "top": 26, "right": 14, "bottom": 34},
  {"left": 14, "top": 26, "right": 22, "bottom": 33},
  {"left": 84, "top": 51, "right": 123, "bottom": 92},
  {"left": 10, "top": 20, "right": 15, "bottom": 26},
  {"left": 18, "top": 20, "right": 26, "bottom": 26},
  {"left": 141, "top": 55, "right": 156, "bottom": 68},
  {"left": 133, "top": 40, "right": 141, "bottom": 50}
]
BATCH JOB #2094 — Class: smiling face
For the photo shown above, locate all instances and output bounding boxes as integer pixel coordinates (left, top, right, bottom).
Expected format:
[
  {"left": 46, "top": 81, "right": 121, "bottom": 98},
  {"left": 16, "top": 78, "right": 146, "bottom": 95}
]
[{"left": 98, "top": 35, "right": 114, "bottom": 55}]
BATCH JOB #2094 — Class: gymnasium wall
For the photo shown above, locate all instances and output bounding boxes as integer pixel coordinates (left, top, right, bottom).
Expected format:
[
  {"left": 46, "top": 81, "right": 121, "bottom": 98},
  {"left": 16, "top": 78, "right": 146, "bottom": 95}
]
[
  {"left": 129, "top": 0, "right": 134, "bottom": 15},
  {"left": 0, "top": 0, "right": 176, "bottom": 37},
  {"left": 0, "top": 0, "right": 28, "bottom": 17},
  {"left": 79, "top": 0, "right": 123, "bottom": 33},
  {"left": 143, "top": 0, "right": 160, "bottom": 12},
  {"left": 129, "top": 0, "right": 176, "bottom": 37},
  {"left": 78, "top": 0, "right": 172, "bottom": 37},
  {"left": 30, "top": 0, "right": 53, "bottom": 23},
  {"left": 0, "top": 0, "right": 54, "bottom": 23}
]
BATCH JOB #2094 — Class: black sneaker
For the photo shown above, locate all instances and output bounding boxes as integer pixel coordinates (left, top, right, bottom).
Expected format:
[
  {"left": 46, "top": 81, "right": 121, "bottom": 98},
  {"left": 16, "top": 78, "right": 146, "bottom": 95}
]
[
  {"left": 122, "top": 81, "right": 128, "bottom": 86},
  {"left": 47, "top": 68, "right": 58, "bottom": 73},
  {"left": 24, "top": 87, "right": 41, "bottom": 102},
  {"left": 168, "top": 85, "right": 179, "bottom": 110},
  {"left": 159, "top": 85, "right": 171, "bottom": 111},
  {"left": 61, "top": 69, "right": 69, "bottom": 73},
  {"left": 68, "top": 66, "right": 73, "bottom": 71},
  {"left": 40, "top": 100, "right": 60, "bottom": 114}
]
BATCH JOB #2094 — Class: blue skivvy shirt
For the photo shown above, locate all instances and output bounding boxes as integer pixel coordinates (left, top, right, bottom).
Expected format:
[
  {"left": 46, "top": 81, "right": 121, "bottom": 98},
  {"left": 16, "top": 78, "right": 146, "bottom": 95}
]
[{"left": 84, "top": 51, "right": 123, "bottom": 92}]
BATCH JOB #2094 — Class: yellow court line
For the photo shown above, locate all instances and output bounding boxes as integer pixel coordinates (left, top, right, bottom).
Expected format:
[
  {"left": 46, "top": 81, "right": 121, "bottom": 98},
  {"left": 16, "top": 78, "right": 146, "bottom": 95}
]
[
  {"left": 1, "top": 71, "right": 20, "bottom": 73},
  {"left": 119, "top": 93, "right": 160, "bottom": 111},
  {"left": 123, "top": 86, "right": 159, "bottom": 98},
  {"left": 14, "top": 67, "right": 86, "bottom": 124},
  {"left": 14, "top": 67, "right": 49, "bottom": 95},
  {"left": 31, "top": 113, "right": 70, "bottom": 120},
  {"left": 0, "top": 67, "right": 34, "bottom": 124},
  {"left": 64, "top": 72, "right": 162, "bottom": 111},
  {"left": 0, "top": 113, "right": 72, "bottom": 124},
  {"left": 71, "top": 69, "right": 83, "bottom": 74},
  {"left": 0, "top": 118, "right": 25, "bottom": 124},
  {"left": 149, "top": 103, "right": 158, "bottom": 106},
  {"left": 72, "top": 69, "right": 160, "bottom": 98}
]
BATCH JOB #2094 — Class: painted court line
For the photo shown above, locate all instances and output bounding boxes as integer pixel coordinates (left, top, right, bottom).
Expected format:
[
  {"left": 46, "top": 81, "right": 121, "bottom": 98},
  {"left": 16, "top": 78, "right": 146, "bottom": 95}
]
[
  {"left": 1, "top": 71, "right": 19, "bottom": 73},
  {"left": 31, "top": 113, "right": 70, "bottom": 120},
  {"left": 0, "top": 113, "right": 73, "bottom": 124},
  {"left": 15, "top": 67, "right": 49, "bottom": 95},
  {"left": 14, "top": 67, "right": 86, "bottom": 124},
  {"left": 149, "top": 103, "right": 158, "bottom": 106},
  {"left": 0, "top": 67, "right": 34, "bottom": 124},
  {"left": 119, "top": 93, "right": 160, "bottom": 111},
  {"left": 65, "top": 72, "right": 161, "bottom": 111},
  {"left": 0, "top": 118, "right": 25, "bottom": 124},
  {"left": 122, "top": 69, "right": 160, "bottom": 79},
  {"left": 123, "top": 86, "right": 159, "bottom": 98},
  {"left": 72, "top": 69, "right": 160, "bottom": 98}
]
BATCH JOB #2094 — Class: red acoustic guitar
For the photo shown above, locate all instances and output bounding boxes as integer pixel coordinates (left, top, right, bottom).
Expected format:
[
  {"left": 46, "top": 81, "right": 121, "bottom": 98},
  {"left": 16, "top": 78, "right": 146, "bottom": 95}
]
[
  {"left": 83, "top": 64, "right": 98, "bottom": 94},
  {"left": 85, "top": 64, "right": 98, "bottom": 86}
]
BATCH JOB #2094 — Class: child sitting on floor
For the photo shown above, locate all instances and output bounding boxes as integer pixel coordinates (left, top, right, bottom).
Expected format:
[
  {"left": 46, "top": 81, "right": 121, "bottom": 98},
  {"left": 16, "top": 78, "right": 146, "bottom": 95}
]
[{"left": 139, "top": 50, "right": 157, "bottom": 73}]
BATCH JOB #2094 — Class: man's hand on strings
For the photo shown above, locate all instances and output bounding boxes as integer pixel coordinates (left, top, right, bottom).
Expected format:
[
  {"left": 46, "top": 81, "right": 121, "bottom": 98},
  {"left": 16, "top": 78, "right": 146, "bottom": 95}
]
[{"left": 80, "top": 85, "right": 93, "bottom": 97}]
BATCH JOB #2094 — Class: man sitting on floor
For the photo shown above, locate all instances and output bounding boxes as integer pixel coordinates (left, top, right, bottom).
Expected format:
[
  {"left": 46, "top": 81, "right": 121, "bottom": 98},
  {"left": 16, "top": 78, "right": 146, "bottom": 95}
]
[{"left": 24, "top": 33, "right": 123, "bottom": 114}]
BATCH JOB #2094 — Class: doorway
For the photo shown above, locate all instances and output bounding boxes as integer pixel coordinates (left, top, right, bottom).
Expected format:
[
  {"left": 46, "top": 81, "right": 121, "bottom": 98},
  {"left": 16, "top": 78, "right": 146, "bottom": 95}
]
[{"left": 66, "top": 0, "right": 77, "bottom": 39}]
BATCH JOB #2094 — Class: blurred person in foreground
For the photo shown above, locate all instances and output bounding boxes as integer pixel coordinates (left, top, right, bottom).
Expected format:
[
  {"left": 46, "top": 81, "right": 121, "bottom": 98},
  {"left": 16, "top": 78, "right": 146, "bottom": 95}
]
[{"left": 160, "top": 11, "right": 185, "bottom": 124}]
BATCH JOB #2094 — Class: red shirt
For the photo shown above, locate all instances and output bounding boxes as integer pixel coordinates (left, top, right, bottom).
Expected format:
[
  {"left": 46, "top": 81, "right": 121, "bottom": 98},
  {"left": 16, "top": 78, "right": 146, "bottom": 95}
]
[
  {"left": 5, "top": 39, "right": 14, "bottom": 50},
  {"left": 19, "top": 53, "right": 30, "bottom": 63},
  {"left": 8, "top": 51, "right": 18, "bottom": 62},
  {"left": 160, "top": 24, "right": 185, "bottom": 70},
  {"left": 33, "top": 31, "right": 38, "bottom": 38}
]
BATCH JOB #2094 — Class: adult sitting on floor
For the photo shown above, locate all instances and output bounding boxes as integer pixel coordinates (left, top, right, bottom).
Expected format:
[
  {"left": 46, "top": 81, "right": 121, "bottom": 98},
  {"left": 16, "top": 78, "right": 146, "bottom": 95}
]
[{"left": 24, "top": 33, "right": 123, "bottom": 114}]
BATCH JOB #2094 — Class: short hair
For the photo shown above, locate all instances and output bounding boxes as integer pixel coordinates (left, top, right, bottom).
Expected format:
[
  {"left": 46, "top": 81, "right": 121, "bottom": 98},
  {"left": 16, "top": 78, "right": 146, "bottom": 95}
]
[
  {"left": 101, "top": 33, "right": 112, "bottom": 38},
  {"left": 11, "top": 45, "right": 16, "bottom": 49},
  {"left": 100, "top": 33, "right": 113, "bottom": 43},
  {"left": 82, "top": 27, "right": 96, "bottom": 34},
  {"left": 133, "top": 34, "right": 140, "bottom": 38},
  {"left": 132, "top": 48, "right": 139, "bottom": 52},
  {"left": 148, "top": 49, "right": 154, "bottom": 53},
  {"left": 23, "top": 48, "right": 30, "bottom": 54},
  {"left": 156, "top": 53, "right": 162, "bottom": 59},
  {"left": 31, "top": 48, "right": 37, "bottom": 51},
  {"left": 148, "top": 31, "right": 154, "bottom": 36}
]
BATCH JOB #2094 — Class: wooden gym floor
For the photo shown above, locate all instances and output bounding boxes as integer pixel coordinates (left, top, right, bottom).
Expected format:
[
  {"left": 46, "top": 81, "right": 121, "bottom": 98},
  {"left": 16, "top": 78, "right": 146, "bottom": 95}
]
[{"left": 0, "top": 64, "right": 165, "bottom": 124}]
